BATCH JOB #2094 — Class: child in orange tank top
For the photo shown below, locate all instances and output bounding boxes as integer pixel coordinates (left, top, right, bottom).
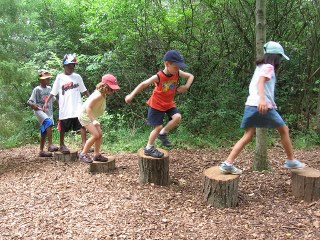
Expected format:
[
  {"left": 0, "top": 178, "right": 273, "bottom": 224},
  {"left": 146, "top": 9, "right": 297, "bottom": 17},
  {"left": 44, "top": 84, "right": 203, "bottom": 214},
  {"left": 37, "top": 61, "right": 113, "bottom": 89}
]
[{"left": 125, "top": 50, "right": 194, "bottom": 158}]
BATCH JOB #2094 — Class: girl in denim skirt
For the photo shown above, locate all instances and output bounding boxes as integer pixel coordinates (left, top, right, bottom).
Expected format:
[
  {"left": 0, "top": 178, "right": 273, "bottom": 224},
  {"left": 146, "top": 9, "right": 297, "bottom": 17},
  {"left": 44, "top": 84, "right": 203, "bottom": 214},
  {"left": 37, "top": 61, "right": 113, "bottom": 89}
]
[{"left": 219, "top": 41, "right": 305, "bottom": 174}]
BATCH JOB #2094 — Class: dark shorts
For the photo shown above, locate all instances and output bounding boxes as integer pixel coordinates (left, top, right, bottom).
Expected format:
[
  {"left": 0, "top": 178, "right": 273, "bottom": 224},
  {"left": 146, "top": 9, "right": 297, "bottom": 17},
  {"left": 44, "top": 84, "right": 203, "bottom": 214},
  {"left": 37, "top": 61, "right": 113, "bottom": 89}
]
[
  {"left": 240, "top": 106, "right": 285, "bottom": 129},
  {"left": 59, "top": 118, "right": 83, "bottom": 132},
  {"left": 147, "top": 107, "right": 180, "bottom": 126}
]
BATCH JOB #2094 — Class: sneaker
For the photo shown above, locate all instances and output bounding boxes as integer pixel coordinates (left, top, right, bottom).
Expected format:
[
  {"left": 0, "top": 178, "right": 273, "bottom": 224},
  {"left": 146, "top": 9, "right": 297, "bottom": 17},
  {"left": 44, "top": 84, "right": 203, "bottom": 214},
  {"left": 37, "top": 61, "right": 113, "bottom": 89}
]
[
  {"left": 48, "top": 145, "right": 59, "bottom": 152},
  {"left": 219, "top": 162, "right": 243, "bottom": 175},
  {"left": 144, "top": 146, "right": 164, "bottom": 158},
  {"left": 59, "top": 145, "right": 70, "bottom": 154},
  {"left": 79, "top": 153, "right": 93, "bottom": 164},
  {"left": 284, "top": 159, "right": 305, "bottom": 169},
  {"left": 39, "top": 151, "right": 53, "bottom": 157},
  {"left": 158, "top": 133, "right": 172, "bottom": 147},
  {"left": 93, "top": 154, "right": 108, "bottom": 162}
]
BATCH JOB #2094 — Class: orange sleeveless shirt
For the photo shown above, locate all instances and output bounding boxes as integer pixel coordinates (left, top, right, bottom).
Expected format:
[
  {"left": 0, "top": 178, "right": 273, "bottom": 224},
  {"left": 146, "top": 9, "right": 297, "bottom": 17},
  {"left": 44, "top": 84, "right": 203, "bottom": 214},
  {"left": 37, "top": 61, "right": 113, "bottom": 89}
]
[{"left": 147, "top": 70, "right": 179, "bottom": 111}]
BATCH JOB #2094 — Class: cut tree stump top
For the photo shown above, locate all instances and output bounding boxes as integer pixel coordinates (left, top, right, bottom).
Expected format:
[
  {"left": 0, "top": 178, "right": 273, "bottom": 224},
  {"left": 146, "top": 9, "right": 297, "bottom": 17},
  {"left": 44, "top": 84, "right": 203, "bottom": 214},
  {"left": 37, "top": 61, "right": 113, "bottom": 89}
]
[
  {"left": 291, "top": 167, "right": 320, "bottom": 177},
  {"left": 138, "top": 148, "right": 169, "bottom": 159},
  {"left": 203, "top": 166, "right": 240, "bottom": 181}
]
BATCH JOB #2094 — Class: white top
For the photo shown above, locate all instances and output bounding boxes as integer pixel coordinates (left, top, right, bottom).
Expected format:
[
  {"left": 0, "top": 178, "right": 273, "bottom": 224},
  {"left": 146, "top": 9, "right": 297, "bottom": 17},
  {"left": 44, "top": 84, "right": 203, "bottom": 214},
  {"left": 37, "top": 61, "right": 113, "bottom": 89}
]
[
  {"left": 245, "top": 64, "right": 277, "bottom": 109},
  {"left": 51, "top": 73, "right": 87, "bottom": 120}
]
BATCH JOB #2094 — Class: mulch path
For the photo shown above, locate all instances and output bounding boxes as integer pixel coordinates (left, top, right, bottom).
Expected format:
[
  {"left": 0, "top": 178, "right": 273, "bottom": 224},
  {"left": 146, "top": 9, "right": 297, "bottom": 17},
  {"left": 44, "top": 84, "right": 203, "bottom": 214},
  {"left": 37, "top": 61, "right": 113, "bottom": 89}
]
[{"left": 0, "top": 145, "right": 319, "bottom": 239}]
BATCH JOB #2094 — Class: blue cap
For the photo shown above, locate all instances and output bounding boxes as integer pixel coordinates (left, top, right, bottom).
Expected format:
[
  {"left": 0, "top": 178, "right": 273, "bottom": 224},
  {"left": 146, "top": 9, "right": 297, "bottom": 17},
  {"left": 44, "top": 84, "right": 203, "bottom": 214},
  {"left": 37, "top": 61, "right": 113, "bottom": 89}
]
[
  {"left": 62, "top": 53, "right": 78, "bottom": 65},
  {"left": 163, "top": 50, "right": 187, "bottom": 68},
  {"left": 263, "top": 41, "right": 289, "bottom": 60}
]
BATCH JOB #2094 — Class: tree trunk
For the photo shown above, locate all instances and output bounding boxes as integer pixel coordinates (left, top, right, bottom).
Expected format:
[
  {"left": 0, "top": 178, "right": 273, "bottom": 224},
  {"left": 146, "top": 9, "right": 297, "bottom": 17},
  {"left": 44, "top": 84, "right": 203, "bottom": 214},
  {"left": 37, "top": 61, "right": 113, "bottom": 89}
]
[
  {"left": 138, "top": 148, "right": 169, "bottom": 186},
  {"left": 53, "top": 150, "right": 78, "bottom": 161},
  {"left": 203, "top": 166, "right": 239, "bottom": 208},
  {"left": 253, "top": 128, "right": 269, "bottom": 170},
  {"left": 89, "top": 156, "right": 116, "bottom": 173},
  {"left": 317, "top": 90, "right": 320, "bottom": 134},
  {"left": 254, "top": 0, "right": 269, "bottom": 171},
  {"left": 291, "top": 167, "right": 320, "bottom": 202}
]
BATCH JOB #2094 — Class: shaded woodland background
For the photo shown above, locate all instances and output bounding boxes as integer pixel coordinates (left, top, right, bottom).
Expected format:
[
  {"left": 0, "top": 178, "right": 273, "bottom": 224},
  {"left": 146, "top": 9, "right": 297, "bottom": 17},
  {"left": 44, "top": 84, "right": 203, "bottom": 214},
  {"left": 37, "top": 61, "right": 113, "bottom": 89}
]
[{"left": 0, "top": 0, "right": 319, "bottom": 149}]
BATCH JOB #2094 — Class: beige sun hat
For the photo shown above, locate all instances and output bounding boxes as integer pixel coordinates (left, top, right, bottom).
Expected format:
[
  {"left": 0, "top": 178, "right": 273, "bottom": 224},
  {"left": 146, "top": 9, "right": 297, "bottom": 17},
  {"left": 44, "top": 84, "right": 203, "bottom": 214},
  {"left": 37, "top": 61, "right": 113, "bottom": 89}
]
[{"left": 38, "top": 69, "right": 53, "bottom": 79}]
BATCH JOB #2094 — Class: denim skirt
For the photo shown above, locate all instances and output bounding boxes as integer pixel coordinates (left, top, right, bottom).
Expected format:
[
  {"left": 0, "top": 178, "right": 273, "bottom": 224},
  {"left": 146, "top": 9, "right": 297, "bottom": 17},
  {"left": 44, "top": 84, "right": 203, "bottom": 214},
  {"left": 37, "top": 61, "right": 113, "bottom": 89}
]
[{"left": 240, "top": 106, "right": 285, "bottom": 129}]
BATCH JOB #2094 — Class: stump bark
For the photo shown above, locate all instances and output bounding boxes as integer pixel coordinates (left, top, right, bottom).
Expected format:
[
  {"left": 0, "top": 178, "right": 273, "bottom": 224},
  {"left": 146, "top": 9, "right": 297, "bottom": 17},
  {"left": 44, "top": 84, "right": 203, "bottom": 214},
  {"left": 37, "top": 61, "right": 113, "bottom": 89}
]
[
  {"left": 203, "top": 166, "right": 239, "bottom": 208},
  {"left": 89, "top": 156, "right": 116, "bottom": 173},
  {"left": 138, "top": 148, "right": 169, "bottom": 186},
  {"left": 53, "top": 150, "right": 78, "bottom": 161},
  {"left": 291, "top": 167, "right": 320, "bottom": 202}
]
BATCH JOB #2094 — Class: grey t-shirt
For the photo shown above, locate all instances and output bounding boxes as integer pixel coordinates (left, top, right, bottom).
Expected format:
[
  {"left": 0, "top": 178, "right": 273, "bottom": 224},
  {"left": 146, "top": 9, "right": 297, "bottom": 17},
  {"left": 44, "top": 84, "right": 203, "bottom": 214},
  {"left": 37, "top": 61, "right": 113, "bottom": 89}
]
[{"left": 28, "top": 85, "right": 54, "bottom": 125}]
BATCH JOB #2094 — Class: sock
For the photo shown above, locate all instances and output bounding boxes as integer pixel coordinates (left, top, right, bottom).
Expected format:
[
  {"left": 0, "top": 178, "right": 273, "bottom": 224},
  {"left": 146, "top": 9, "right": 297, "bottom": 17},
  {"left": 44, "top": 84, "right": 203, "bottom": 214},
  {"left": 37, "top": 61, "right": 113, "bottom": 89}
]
[
  {"left": 159, "top": 129, "right": 167, "bottom": 135},
  {"left": 224, "top": 161, "right": 232, "bottom": 166},
  {"left": 146, "top": 144, "right": 153, "bottom": 149}
]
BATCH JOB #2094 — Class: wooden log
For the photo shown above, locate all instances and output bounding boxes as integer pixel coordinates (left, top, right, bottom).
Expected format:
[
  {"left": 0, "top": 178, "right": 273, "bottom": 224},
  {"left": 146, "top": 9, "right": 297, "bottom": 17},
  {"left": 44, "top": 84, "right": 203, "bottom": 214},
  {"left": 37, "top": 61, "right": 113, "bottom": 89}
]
[
  {"left": 89, "top": 156, "right": 116, "bottom": 173},
  {"left": 53, "top": 150, "right": 78, "bottom": 161},
  {"left": 291, "top": 167, "right": 320, "bottom": 202},
  {"left": 138, "top": 148, "right": 169, "bottom": 186},
  {"left": 203, "top": 166, "right": 239, "bottom": 208}
]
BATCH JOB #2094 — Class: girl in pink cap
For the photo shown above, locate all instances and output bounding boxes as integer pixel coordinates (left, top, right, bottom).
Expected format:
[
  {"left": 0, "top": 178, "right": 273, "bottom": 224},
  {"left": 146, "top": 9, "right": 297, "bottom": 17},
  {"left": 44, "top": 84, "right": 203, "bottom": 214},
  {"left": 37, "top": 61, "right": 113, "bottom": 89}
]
[{"left": 78, "top": 74, "right": 120, "bottom": 163}]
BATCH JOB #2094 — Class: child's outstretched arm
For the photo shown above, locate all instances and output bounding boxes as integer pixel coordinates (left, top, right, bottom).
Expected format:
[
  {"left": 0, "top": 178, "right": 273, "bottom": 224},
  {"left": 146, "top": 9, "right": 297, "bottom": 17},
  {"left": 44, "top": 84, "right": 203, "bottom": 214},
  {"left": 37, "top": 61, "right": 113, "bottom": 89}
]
[
  {"left": 177, "top": 70, "right": 194, "bottom": 94},
  {"left": 125, "top": 75, "right": 158, "bottom": 103}
]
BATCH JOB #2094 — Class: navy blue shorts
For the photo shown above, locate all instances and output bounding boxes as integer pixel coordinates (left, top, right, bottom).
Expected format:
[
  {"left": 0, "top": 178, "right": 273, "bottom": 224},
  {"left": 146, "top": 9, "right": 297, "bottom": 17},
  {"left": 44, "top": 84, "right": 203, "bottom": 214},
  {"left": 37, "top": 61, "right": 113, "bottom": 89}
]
[
  {"left": 60, "top": 118, "right": 83, "bottom": 132},
  {"left": 240, "top": 106, "right": 285, "bottom": 129},
  {"left": 147, "top": 107, "right": 180, "bottom": 126}
]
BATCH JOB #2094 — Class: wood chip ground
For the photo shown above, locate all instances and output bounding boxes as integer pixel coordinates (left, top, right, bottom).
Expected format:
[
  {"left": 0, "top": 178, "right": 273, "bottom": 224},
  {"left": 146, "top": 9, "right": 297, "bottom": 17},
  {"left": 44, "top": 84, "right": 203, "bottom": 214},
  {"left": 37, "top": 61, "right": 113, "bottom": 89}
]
[{"left": 0, "top": 145, "right": 319, "bottom": 239}]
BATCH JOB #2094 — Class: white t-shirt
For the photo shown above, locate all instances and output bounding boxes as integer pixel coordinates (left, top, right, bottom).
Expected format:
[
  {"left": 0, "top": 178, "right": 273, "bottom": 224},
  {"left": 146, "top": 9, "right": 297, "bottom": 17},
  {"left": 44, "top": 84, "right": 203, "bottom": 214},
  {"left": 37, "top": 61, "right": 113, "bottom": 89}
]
[
  {"left": 51, "top": 73, "right": 87, "bottom": 120},
  {"left": 245, "top": 64, "right": 277, "bottom": 109}
]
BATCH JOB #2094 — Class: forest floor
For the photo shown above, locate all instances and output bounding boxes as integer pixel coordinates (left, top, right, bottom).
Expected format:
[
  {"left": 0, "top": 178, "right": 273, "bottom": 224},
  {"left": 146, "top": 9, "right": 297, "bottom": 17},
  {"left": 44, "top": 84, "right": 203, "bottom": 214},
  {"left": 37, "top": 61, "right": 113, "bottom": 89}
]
[{"left": 0, "top": 144, "right": 319, "bottom": 240}]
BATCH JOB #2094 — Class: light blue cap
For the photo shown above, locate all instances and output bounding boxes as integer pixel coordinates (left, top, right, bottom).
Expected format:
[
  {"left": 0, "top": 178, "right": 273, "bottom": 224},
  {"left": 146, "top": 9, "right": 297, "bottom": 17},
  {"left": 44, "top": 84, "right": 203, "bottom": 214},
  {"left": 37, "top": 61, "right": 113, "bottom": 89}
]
[{"left": 263, "top": 41, "right": 289, "bottom": 60}]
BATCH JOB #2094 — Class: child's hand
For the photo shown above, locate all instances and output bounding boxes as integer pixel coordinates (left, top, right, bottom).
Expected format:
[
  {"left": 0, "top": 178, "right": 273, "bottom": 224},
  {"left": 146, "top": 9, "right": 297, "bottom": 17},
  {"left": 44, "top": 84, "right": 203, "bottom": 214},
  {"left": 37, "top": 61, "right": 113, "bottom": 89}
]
[
  {"left": 258, "top": 101, "right": 268, "bottom": 114},
  {"left": 125, "top": 94, "right": 133, "bottom": 103},
  {"left": 177, "top": 85, "right": 188, "bottom": 94},
  {"left": 93, "top": 120, "right": 100, "bottom": 126},
  {"left": 32, "top": 105, "right": 40, "bottom": 111},
  {"left": 42, "top": 103, "right": 47, "bottom": 112}
]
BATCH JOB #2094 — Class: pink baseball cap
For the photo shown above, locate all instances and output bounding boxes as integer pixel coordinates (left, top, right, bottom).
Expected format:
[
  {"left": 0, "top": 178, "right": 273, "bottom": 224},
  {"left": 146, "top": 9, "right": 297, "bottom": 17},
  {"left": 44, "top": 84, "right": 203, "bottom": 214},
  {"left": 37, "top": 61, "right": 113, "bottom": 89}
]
[{"left": 101, "top": 74, "right": 120, "bottom": 89}]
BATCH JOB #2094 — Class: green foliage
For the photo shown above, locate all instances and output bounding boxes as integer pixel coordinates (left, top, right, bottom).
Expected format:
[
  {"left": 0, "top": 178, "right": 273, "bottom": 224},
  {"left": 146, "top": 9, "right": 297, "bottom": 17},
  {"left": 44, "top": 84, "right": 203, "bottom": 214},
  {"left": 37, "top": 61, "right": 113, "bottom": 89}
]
[
  {"left": 0, "top": 0, "right": 319, "bottom": 150},
  {"left": 291, "top": 130, "right": 320, "bottom": 149}
]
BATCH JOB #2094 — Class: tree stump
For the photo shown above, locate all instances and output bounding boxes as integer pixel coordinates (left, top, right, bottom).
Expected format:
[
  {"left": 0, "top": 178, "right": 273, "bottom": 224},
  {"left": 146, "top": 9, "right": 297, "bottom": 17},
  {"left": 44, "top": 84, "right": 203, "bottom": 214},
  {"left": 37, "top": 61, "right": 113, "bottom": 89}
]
[
  {"left": 53, "top": 150, "right": 78, "bottom": 161},
  {"left": 291, "top": 167, "right": 320, "bottom": 202},
  {"left": 203, "top": 166, "right": 240, "bottom": 208},
  {"left": 89, "top": 156, "right": 116, "bottom": 173},
  {"left": 138, "top": 148, "right": 169, "bottom": 186}
]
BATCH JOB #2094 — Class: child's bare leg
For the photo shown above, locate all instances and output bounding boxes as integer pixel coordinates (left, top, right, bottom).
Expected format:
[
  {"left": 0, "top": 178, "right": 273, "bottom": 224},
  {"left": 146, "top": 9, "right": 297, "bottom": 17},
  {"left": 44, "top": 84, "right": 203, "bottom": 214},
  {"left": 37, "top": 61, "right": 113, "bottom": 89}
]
[
  {"left": 161, "top": 113, "right": 181, "bottom": 134},
  {"left": 60, "top": 130, "right": 66, "bottom": 147},
  {"left": 93, "top": 125, "right": 103, "bottom": 156},
  {"left": 82, "top": 124, "right": 102, "bottom": 155},
  {"left": 46, "top": 127, "right": 58, "bottom": 151},
  {"left": 80, "top": 127, "right": 87, "bottom": 147},
  {"left": 276, "top": 125, "right": 294, "bottom": 160},
  {"left": 147, "top": 125, "right": 162, "bottom": 146},
  {"left": 226, "top": 128, "right": 255, "bottom": 164},
  {"left": 40, "top": 133, "right": 46, "bottom": 152}
]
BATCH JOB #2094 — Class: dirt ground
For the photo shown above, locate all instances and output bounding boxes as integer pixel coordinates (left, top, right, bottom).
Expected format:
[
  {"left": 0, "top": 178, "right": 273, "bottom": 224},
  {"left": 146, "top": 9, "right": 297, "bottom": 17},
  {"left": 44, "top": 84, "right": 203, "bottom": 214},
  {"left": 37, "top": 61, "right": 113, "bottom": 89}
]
[{"left": 0, "top": 145, "right": 319, "bottom": 240}]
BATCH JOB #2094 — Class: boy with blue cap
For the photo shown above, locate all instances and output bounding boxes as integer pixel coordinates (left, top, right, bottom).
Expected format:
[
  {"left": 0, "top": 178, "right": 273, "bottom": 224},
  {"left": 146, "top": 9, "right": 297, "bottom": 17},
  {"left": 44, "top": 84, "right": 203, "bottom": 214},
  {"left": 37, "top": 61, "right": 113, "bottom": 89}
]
[
  {"left": 44, "top": 53, "right": 89, "bottom": 153},
  {"left": 125, "top": 50, "right": 194, "bottom": 158}
]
